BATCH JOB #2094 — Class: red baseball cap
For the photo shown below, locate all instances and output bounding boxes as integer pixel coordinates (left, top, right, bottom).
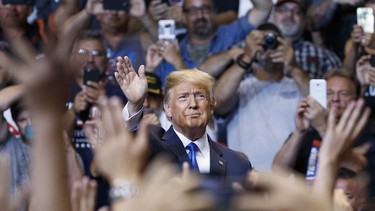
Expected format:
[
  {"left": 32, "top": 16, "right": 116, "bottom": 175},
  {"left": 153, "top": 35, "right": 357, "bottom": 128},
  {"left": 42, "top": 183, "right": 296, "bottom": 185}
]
[{"left": 275, "top": 0, "right": 305, "bottom": 10}]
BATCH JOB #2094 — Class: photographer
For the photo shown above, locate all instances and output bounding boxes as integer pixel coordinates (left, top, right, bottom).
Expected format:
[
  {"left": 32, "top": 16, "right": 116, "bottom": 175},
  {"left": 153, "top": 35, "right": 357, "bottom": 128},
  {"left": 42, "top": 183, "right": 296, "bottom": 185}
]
[{"left": 214, "top": 23, "right": 308, "bottom": 172}]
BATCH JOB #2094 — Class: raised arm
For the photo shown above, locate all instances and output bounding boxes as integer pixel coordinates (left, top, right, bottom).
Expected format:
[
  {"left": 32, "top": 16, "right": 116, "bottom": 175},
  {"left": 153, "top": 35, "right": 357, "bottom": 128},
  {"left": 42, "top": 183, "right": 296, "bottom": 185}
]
[
  {"left": 247, "top": 0, "right": 273, "bottom": 26},
  {"left": 214, "top": 30, "right": 262, "bottom": 116},
  {"left": 314, "top": 99, "right": 370, "bottom": 206},
  {"left": 130, "top": 0, "right": 158, "bottom": 41},
  {"left": 200, "top": 47, "right": 244, "bottom": 78},
  {"left": 273, "top": 98, "right": 309, "bottom": 171},
  {"left": 115, "top": 56, "right": 148, "bottom": 116}
]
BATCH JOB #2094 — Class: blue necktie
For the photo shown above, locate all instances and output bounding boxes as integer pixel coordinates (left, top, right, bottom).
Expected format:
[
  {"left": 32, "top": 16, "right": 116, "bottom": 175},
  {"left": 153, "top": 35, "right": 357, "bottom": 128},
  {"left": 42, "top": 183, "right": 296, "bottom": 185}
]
[{"left": 186, "top": 142, "right": 200, "bottom": 171}]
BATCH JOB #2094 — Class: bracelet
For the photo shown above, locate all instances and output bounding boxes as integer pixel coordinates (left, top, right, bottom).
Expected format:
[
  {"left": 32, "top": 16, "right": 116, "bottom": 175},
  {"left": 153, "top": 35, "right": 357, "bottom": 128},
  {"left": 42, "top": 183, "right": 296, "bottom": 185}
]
[
  {"left": 109, "top": 180, "right": 141, "bottom": 202},
  {"left": 236, "top": 53, "right": 252, "bottom": 73}
]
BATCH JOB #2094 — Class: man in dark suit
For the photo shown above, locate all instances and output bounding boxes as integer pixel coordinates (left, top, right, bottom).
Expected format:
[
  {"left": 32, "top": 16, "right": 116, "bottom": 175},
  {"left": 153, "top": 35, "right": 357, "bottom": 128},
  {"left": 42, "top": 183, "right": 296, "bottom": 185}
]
[{"left": 115, "top": 56, "right": 251, "bottom": 183}]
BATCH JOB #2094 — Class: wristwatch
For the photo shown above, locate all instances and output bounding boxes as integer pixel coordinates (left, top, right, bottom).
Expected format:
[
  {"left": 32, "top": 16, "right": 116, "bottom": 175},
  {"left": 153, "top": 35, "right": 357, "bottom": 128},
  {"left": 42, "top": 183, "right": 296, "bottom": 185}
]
[
  {"left": 236, "top": 53, "right": 252, "bottom": 73},
  {"left": 109, "top": 180, "right": 140, "bottom": 202}
]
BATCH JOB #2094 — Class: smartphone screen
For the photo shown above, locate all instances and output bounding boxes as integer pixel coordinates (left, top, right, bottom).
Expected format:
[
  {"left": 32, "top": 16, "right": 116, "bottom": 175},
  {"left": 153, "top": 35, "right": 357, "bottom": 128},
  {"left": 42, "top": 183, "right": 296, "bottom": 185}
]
[
  {"left": 83, "top": 66, "right": 100, "bottom": 85},
  {"left": 357, "top": 7, "right": 374, "bottom": 33},
  {"left": 309, "top": 79, "right": 327, "bottom": 109},
  {"left": 158, "top": 19, "right": 176, "bottom": 41},
  {"left": 103, "top": 0, "right": 129, "bottom": 11}
]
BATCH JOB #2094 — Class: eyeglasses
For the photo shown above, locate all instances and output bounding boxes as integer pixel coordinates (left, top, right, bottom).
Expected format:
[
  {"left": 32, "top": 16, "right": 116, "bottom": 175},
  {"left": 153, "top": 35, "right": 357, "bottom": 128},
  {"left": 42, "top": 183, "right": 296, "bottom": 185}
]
[
  {"left": 76, "top": 48, "right": 105, "bottom": 57},
  {"left": 327, "top": 90, "right": 353, "bottom": 98},
  {"left": 183, "top": 5, "right": 214, "bottom": 15}
]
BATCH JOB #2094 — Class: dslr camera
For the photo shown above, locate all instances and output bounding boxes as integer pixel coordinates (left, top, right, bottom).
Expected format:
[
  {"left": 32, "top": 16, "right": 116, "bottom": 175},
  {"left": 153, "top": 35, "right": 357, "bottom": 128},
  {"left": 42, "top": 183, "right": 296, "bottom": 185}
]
[{"left": 263, "top": 33, "right": 278, "bottom": 50}]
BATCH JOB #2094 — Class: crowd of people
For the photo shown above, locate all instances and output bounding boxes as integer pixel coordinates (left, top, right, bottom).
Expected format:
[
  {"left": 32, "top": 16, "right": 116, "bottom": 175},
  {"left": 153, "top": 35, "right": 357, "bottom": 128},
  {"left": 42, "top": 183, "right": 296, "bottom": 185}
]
[{"left": 1, "top": 0, "right": 375, "bottom": 210}]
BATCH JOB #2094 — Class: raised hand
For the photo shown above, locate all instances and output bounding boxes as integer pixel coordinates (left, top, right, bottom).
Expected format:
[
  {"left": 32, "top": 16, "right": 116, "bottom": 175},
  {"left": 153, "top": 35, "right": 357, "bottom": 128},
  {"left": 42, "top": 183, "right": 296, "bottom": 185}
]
[
  {"left": 320, "top": 99, "right": 370, "bottom": 163},
  {"left": 145, "top": 43, "right": 163, "bottom": 72},
  {"left": 313, "top": 99, "right": 370, "bottom": 207},
  {"left": 244, "top": 30, "right": 263, "bottom": 61},
  {"left": 85, "top": 0, "right": 105, "bottom": 15},
  {"left": 121, "top": 158, "right": 215, "bottom": 211},
  {"left": 130, "top": 0, "right": 146, "bottom": 18},
  {"left": 115, "top": 56, "right": 147, "bottom": 115},
  {"left": 356, "top": 55, "right": 371, "bottom": 86},
  {"left": 270, "top": 36, "right": 298, "bottom": 73},
  {"left": 295, "top": 98, "right": 310, "bottom": 132},
  {"left": 94, "top": 97, "right": 149, "bottom": 184},
  {"left": 148, "top": 0, "right": 168, "bottom": 21},
  {"left": 304, "top": 97, "right": 328, "bottom": 136},
  {"left": 233, "top": 171, "right": 331, "bottom": 211},
  {"left": 159, "top": 40, "right": 186, "bottom": 70}
]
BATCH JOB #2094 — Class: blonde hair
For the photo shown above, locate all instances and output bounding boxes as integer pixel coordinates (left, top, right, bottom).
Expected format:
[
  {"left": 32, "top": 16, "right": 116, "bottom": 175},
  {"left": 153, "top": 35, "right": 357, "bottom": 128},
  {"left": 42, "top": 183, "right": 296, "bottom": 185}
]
[{"left": 163, "top": 69, "right": 216, "bottom": 107}]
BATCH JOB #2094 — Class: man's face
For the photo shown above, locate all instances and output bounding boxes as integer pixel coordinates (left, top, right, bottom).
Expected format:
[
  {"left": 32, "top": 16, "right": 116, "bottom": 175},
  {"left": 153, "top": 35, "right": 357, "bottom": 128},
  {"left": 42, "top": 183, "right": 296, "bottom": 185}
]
[
  {"left": 273, "top": 3, "right": 304, "bottom": 39},
  {"left": 327, "top": 76, "right": 356, "bottom": 118},
  {"left": 0, "top": 1, "right": 31, "bottom": 28},
  {"left": 15, "top": 110, "right": 32, "bottom": 142},
  {"left": 164, "top": 82, "right": 212, "bottom": 133},
  {"left": 336, "top": 178, "right": 364, "bottom": 211},
  {"left": 183, "top": 0, "right": 216, "bottom": 39},
  {"left": 96, "top": 10, "right": 129, "bottom": 33},
  {"left": 72, "top": 39, "right": 108, "bottom": 78}
]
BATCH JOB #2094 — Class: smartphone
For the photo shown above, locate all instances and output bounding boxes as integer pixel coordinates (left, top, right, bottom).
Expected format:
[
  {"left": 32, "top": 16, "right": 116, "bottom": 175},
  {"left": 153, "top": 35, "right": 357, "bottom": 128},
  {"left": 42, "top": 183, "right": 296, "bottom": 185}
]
[
  {"left": 103, "top": 0, "right": 129, "bottom": 11},
  {"left": 310, "top": 79, "right": 327, "bottom": 109},
  {"left": 83, "top": 66, "right": 100, "bottom": 85},
  {"left": 158, "top": 19, "right": 176, "bottom": 42},
  {"left": 357, "top": 7, "right": 374, "bottom": 33}
]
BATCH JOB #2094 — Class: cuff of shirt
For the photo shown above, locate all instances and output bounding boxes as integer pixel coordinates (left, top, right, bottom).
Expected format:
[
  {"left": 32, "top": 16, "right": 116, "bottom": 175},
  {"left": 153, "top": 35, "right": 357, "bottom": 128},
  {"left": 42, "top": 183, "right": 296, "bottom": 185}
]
[{"left": 122, "top": 103, "right": 143, "bottom": 131}]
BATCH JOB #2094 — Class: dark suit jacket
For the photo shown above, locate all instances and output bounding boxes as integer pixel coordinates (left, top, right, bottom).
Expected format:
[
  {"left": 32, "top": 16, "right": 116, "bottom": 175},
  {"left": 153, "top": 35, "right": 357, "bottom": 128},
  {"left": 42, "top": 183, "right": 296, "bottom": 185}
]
[{"left": 147, "top": 125, "right": 252, "bottom": 184}]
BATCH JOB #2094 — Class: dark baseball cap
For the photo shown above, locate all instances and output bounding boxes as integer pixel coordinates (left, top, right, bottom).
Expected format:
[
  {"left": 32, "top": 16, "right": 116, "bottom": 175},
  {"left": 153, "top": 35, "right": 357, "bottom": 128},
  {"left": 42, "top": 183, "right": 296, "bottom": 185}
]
[
  {"left": 275, "top": 0, "right": 305, "bottom": 10},
  {"left": 257, "top": 22, "right": 282, "bottom": 37},
  {"left": 145, "top": 72, "right": 162, "bottom": 96}
]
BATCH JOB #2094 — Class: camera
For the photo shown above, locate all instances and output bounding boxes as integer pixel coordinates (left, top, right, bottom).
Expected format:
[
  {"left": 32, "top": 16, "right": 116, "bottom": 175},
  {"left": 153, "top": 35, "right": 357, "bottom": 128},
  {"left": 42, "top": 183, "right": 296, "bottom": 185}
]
[
  {"left": 263, "top": 33, "right": 278, "bottom": 50},
  {"left": 103, "top": 0, "right": 129, "bottom": 11}
]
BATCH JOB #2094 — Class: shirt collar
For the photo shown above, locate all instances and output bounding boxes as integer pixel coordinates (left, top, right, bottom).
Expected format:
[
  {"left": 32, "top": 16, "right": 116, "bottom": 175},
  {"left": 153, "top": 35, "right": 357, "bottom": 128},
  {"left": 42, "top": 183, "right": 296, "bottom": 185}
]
[{"left": 173, "top": 127, "right": 209, "bottom": 158}]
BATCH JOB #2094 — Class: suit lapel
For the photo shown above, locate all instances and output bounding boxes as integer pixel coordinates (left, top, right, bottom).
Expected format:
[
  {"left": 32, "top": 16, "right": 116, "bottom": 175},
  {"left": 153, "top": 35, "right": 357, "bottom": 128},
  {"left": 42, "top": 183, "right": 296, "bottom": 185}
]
[
  {"left": 162, "top": 126, "right": 191, "bottom": 165},
  {"left": 208, "top": 137, "right": 226, "bottom": 176}
]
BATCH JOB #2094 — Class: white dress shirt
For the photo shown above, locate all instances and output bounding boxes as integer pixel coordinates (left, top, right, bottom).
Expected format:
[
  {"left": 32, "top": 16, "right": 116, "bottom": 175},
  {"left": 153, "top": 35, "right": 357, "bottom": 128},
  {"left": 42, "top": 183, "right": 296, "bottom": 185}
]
[
  {"left": 122, "top": 103, "right": 211, "bottom": 173},
  {"left": 174, "top": 128, "right": 211, "bottom": 174}
]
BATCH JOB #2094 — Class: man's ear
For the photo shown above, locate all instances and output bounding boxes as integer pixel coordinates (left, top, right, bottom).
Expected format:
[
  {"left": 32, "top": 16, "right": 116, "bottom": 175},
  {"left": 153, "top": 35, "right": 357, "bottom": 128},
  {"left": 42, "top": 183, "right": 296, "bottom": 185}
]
[{"left": 164, "top": 102, "right": 172, "bottom": 119}]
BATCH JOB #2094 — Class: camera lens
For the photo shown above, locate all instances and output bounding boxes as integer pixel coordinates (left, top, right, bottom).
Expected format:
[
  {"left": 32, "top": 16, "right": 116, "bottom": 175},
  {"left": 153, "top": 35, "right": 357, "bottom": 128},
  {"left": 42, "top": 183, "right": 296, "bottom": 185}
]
[{"left": 264, "top": 33, "right": 278, "bottom": 50}]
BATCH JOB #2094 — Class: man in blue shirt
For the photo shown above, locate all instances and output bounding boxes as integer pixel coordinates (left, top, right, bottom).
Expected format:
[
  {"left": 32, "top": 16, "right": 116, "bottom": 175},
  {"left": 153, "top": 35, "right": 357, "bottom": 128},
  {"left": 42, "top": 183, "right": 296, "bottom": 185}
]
[{"left": 155, "top": 0, "right": 273, "bottom": 85}]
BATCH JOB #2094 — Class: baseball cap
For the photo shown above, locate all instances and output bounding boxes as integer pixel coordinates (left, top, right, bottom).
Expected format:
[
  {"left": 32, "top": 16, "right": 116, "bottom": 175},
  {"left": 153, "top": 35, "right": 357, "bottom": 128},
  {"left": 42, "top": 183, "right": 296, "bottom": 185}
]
[
  {"left": 275, "top": 0, "right": 305, "bottom": 10},
  {"left": 145, "top": 72, "right": 162, "bottom": 96},
  {"left": 257, "top": 22, "right": 282, "bottom": 37}
]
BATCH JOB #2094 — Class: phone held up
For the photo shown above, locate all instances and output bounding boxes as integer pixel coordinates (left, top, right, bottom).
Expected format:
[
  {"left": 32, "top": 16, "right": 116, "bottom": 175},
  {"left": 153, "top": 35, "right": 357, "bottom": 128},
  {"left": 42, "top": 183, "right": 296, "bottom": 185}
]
[
  {"left": 309, "top": 79, "right": 327, "bottom": 109},
  {"left": 103, "top": 0, "right": 129, "bottom": 11},
  {"left": 357, "top": 7, "right": 374, "bottom": 33},
  {"left": 83, "top": 64, "right": 100, "bottom": 85},
  {"left": 158, "top": 19, "right": 176, "bottom": 44}
]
